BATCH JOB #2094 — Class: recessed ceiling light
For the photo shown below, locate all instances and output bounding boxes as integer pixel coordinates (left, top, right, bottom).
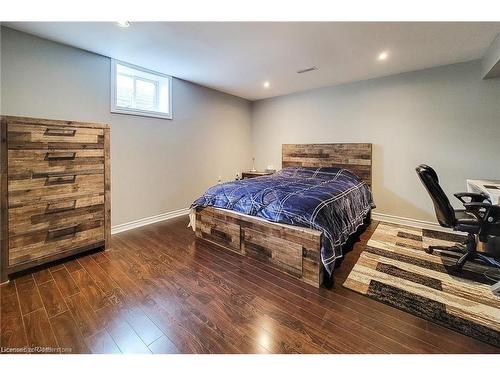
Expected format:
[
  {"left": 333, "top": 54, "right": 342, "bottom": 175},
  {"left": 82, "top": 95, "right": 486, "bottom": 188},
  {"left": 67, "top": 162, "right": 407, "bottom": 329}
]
[
  {"left": 377, "top": 51, "right": 389, "bottom": 61},
  {"left": 263, "top": 81, "right": 270, "bottom": 88},
  {"left": 117, "top": 21, "right": 131, "bottom": 28}
]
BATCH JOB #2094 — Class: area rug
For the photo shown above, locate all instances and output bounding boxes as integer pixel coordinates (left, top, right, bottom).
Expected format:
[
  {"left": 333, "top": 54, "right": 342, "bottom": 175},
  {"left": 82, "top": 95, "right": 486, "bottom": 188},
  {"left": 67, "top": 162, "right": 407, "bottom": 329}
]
[{"left": 343, "top": 222, "right": 500, "bottom": 347}]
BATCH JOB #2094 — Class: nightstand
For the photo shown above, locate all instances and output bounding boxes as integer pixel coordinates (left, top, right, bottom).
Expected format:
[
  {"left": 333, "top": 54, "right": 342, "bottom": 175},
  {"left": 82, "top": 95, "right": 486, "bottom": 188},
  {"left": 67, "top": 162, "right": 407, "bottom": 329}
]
[{"left": 241, "top": 170, "right": 275, "bottom": 179}]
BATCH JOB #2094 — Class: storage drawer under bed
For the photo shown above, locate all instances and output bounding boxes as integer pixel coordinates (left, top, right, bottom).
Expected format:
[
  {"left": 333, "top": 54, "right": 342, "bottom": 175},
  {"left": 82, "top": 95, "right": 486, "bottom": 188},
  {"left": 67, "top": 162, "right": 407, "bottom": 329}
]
[{"left": 195, "top": 206, "right": 322, "bottom": 286}]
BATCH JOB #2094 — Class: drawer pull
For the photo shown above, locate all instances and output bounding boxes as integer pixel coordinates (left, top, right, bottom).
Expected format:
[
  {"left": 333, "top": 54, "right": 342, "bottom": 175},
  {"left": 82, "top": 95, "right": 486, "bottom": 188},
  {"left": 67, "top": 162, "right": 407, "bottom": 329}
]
[
  {"left": 46, "top": 174, "right": 77, "bottom": 185},
  {"left": 46, "top": 200, "right": 77, "bottom": 214},
  {"left": 45, "top": 152, "right": 76, "bottom": 161},
  {"left": 47, "top": 225, "right": 78, "bottom": 240},
  {"left": 44, "top": 128, "right": 77, "bottom": 137}
]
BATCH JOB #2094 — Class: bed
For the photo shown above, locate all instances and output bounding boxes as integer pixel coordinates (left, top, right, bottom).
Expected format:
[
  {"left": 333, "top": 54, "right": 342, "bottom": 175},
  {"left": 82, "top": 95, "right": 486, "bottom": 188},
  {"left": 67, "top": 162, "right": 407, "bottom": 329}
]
[{"left": 191, "top": 143, "right": 374, "bottom": 287}]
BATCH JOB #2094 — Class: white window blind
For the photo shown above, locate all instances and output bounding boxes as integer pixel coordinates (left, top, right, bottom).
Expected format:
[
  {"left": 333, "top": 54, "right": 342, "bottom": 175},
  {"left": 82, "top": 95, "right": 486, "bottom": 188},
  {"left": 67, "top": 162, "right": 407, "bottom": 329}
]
[{"left": 111, "top": 60, "right": 172, "bottom": 119}]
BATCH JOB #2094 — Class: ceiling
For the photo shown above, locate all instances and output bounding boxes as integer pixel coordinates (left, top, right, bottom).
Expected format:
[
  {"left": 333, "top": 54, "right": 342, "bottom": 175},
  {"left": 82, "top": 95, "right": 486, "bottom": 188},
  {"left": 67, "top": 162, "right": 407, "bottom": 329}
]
[{"left": 5, "top": 22, "right": 500, "bottom": 100}]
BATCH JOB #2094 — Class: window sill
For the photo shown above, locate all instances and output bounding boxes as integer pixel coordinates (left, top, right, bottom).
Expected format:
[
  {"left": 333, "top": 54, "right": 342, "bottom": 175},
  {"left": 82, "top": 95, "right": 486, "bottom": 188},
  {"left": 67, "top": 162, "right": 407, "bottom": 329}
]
[{"left": 111, "top": 107, "right": 173, "bottom": 120}]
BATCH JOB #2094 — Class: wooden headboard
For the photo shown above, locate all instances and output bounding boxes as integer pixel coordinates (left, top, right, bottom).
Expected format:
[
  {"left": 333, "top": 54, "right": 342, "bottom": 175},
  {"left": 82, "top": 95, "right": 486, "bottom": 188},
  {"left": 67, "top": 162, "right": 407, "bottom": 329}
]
[{"left": 282, "top": 143, "right": 372, "bottom": 186}]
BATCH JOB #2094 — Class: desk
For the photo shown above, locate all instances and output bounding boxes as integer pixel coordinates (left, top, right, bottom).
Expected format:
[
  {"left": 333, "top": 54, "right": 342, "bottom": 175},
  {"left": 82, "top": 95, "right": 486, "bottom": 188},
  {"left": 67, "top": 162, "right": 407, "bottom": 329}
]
[
  {"left": 467, "top": 179, "right": 500, "bottom": 205},
  {"left": 467, "top": 179, "right": 500, "bottom": 259}
]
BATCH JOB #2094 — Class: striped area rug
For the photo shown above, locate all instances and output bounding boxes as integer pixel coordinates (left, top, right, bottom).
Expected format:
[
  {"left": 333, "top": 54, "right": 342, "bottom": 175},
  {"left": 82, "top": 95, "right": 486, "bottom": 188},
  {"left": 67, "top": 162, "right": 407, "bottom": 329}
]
[{"left": 343, "top": 222, "right": 500, "bottom": 347}]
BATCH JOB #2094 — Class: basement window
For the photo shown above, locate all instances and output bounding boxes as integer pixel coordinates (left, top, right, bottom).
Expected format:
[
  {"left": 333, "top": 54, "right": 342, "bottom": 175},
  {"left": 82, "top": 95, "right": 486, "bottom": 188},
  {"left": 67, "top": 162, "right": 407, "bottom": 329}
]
[{"left": 111, "top": 59, "right": 172, "bottom": 119}]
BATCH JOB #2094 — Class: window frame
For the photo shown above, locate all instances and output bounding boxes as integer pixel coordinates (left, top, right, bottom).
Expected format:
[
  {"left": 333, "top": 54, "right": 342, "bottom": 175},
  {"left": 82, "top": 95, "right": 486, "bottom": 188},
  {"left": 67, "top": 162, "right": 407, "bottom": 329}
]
[{"left": 110, "top": 59, "right": 173, "bottom": 120}]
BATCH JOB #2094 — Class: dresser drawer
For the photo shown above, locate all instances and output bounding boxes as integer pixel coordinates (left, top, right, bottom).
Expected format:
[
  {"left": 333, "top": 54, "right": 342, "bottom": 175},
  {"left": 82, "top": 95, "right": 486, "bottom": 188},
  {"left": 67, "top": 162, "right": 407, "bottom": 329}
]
[
  {"left": 8, "top": 149, "right": 104, "bottom": 180},
  {"left": 8, "top": 122, "right": 104, "bottom": 149},
  {"left": 8, "top": 195, "right": 105, "bottom": 237},
  {"left": 8, "top": 219, "right": 104, "bottom": 267},
  {"left": 8, "top": 173, "right": 104, "bottom": 207}
]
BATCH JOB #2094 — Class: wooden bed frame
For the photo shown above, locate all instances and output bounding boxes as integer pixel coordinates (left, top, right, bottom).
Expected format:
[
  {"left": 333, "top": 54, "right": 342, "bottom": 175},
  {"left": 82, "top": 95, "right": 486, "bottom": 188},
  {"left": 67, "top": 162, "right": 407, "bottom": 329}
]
[{"left": 195, "top": 143, "right": 372, "bottom": 287}]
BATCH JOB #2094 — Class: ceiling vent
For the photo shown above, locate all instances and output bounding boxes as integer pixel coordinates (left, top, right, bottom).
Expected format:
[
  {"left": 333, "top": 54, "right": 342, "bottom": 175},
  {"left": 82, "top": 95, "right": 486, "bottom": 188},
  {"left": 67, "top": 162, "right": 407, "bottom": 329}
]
[{"left": 297, "top": 66, "right": 318, "bottom": 74}]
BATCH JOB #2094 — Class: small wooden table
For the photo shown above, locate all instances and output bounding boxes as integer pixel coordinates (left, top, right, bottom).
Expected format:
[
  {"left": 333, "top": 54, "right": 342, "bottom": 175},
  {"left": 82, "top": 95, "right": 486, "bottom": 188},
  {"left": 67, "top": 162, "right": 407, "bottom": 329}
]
[{"left": 241, "top": 170, "right": 275, "bottom": 179}]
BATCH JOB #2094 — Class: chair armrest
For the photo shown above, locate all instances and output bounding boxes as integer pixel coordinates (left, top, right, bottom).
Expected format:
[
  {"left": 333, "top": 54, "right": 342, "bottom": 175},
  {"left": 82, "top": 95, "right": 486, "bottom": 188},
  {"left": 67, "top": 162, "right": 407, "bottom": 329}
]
[
  {"left": 463, "top": 202, "right": 492, "bottom": 209},
  {"left": 464, "top": 203, "right": 500, "bottom": 240},
  {"left": 462, "top": 202, "right": 490, "bottom": 223},
  {"left": 463, "top": 202, "right": 500, "bottom": 224},
  {"left": 454, "top": 192, "right": 489, "bottom": 204}
]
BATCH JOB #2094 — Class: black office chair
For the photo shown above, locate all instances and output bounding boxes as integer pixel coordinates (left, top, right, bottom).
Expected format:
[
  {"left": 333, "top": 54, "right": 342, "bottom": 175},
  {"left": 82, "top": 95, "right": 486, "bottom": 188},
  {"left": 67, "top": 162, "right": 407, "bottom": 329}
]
[{"left": 416, "top": 164, "right": 500, "bottom": 270}]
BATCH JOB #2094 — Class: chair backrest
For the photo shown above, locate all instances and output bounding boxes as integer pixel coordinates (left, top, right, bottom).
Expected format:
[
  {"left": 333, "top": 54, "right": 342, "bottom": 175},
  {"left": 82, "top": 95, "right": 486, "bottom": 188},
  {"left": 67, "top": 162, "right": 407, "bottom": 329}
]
[{"left": 415, "top": 164, "right": 456, "bottom": 228}]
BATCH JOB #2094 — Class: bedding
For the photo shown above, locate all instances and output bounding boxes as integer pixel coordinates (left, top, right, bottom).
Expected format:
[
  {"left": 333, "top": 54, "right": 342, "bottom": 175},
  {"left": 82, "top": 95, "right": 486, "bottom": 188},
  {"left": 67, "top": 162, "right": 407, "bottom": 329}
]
[{"left": 191, "top": 167, "right": 375, "bottom": 275}]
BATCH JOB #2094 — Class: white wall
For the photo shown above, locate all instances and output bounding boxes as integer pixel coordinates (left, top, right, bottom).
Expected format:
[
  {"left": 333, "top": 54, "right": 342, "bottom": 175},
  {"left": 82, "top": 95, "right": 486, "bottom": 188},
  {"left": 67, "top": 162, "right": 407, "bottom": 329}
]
[
  {"left": 1, "top": 27, "right": 253, "bottom": 226},
  {"left": 251, "top": 61, "right": 500, "bottom": 222}
]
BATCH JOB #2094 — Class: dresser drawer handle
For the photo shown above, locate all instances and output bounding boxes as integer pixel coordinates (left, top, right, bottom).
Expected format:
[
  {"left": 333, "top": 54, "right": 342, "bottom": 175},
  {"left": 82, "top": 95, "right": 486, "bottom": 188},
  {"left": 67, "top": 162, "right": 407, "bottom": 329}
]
[
  {"left": 46, "top": 174, "right": 77, "bottom": 185},
  {"left": 47, "top": 225, "right": 78, "bottom": 240},
  {"left": 46, "top": 200, "right": 77, "bottom": 214},
  {"left": 44, "top": 128, "right": 77, "bottom": 137},
  {"left": 45, "top": 152, "right": 77, "bottom": 161}
]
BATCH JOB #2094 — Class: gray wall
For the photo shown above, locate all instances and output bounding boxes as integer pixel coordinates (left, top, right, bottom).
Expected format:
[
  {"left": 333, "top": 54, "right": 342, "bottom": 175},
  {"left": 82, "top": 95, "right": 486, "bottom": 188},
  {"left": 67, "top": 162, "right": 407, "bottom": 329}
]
[
  {"left": 252, "top": 61, "right": 500, "bottom": 222},
  {"left": 3, "top": 27, "right": 499, "bottom": 225},
  {"left": 1, "top": 27, "right": 252, "bottom": 226},
  {"left": 482, "top": 33, "right": 500, "bottom": 78}
]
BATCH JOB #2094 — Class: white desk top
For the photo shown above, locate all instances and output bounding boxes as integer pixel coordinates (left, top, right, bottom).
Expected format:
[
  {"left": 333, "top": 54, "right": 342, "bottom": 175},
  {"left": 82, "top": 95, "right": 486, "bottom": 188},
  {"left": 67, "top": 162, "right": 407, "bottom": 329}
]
[{"left": 467, "top": 179, "right": 500, "bottom": 205}]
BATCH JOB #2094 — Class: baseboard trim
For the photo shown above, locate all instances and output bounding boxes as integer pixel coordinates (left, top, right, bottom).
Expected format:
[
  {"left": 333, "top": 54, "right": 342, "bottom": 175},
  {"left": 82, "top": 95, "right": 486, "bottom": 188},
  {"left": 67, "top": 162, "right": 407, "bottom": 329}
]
[
  {"left": 111, "top": 209, "right": 454, "bottom": 235},
  {"left": 372, "top": 212, "right": 456, "bottom": 233},
  {"left": 111, "top": 208, "right": 190, "bottom": 235}
]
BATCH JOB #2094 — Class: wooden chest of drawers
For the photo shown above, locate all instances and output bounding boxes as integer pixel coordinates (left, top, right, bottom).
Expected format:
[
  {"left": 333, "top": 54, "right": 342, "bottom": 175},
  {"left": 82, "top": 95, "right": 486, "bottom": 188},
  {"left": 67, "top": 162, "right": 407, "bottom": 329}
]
[{"left": 1, "top": 116, "right": 111, "bottom": 282}]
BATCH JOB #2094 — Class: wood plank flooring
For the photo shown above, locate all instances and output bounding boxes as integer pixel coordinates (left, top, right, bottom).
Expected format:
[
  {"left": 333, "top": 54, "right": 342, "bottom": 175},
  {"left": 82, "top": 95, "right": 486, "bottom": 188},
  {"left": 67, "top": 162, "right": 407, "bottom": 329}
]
[{"left": 1, "top": 217, "right": 499, "bottom": 354}]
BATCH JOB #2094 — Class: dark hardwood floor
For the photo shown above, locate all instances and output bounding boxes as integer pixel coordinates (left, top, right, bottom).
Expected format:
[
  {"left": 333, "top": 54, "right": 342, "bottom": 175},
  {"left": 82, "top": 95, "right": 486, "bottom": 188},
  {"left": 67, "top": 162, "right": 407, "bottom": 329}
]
[{"left": 1, "top": 217, "right": 499, "bottom": 354}]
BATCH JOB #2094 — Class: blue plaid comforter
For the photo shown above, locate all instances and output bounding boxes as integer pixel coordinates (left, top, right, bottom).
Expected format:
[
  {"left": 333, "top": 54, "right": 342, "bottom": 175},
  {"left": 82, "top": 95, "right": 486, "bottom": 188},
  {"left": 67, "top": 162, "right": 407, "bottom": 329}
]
[{"left": 192, "top": 167, "right": 375, "bottom": 274}]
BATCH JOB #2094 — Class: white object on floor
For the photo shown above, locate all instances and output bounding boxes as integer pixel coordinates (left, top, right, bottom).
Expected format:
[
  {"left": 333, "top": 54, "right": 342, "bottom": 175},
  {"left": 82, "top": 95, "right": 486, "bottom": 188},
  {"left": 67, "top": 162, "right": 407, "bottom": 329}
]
[
  {"left": 492, "top": 280, "right": 500, "bottom": 297},
  {"left": 467, "top": 179, "right": 500, "bottom": 205},
  {"left": 189, "top": 208, "right": 196, "bottom": 231}
]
